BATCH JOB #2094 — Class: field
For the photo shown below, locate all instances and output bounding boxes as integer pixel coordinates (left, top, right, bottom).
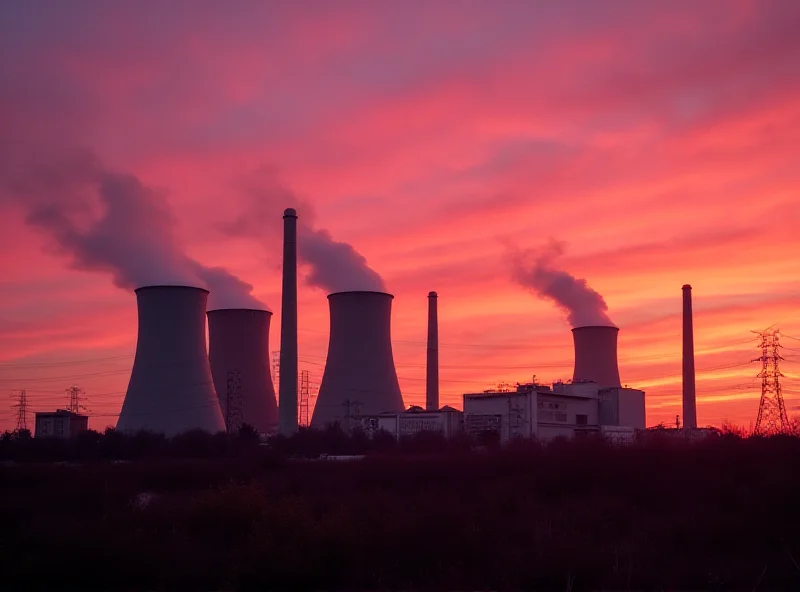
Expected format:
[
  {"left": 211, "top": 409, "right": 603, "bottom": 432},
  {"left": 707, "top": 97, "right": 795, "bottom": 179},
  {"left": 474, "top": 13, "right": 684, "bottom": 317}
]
[{"left": 2, "top": 429, "right": 799, "bottom": 591}]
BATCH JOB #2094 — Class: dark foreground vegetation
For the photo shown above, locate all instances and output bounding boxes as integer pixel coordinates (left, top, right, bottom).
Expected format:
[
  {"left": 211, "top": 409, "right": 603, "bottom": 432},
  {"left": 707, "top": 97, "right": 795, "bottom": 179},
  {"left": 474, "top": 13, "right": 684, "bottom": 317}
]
[{"left": 2, "top": 429, "right": 800, "bottom": 591}]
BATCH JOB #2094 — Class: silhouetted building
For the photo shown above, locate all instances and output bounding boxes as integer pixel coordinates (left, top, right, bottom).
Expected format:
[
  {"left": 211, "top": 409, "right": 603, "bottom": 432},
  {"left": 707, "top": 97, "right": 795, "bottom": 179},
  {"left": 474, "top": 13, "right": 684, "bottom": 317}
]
[
  {"left": 35, "top": 410, "right": 88, "bottom": 439},
  {"left": 359, "top": 405, "right": 463, "bottom": 440},
  {"left": 462, "top": 381, "right": 645, "bottom": 444}
]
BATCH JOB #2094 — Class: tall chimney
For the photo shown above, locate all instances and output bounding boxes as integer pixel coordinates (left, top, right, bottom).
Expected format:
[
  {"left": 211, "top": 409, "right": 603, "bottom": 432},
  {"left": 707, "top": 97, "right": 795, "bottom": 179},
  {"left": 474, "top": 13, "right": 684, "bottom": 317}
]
[
  {"left": 682, "top": 284, "right": 697, "bottom": 429},
  {"left": 279, "top": 208, "right": 298, "bottom": 436},
  {"left": 426, "top": 291, "right": 439, "bottom": 411}
]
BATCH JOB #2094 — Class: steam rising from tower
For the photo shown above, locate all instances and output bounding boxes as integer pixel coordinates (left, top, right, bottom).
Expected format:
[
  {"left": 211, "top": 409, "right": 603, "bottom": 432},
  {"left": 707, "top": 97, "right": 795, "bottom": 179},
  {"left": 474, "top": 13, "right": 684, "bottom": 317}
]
[
  {"left": 311, "top": 291, "right": 405, "bottom": 428},
  {"left": 426, "top": 291, "right": 439, "bottom": 411},
  {"left": 571, "top": 326, "right": 622, "bottom": 388},
  {"left": 511, "top": 240, "right": 613, "bottom": 328},
  {"left": 118, "top": 286, "right": 225, "bottom": 436},
  {"left": 219, "top": 170, "right": 385, "bottom": 294},
  {"left": 682, "top": 284, "right": 697, "bottom": 429},
  {"left": 279, "top": 208, "right": 299, "bottom": 436},
  {"left": 207, "top": 308, "right": 277, "bottom": 434},
  {"left": 8, "top": 151, "right": 265, "bottom": 310}
]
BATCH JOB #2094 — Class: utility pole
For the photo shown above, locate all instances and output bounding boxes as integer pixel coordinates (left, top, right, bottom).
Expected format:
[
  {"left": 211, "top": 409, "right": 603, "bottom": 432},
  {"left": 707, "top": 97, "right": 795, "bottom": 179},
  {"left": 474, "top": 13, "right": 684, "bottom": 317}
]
[
  {"left": 13, "top": 389, "right": 28, "bottom": 432},
  {"left": 753, "top": 330, "right": 789, "bottom": 435}
]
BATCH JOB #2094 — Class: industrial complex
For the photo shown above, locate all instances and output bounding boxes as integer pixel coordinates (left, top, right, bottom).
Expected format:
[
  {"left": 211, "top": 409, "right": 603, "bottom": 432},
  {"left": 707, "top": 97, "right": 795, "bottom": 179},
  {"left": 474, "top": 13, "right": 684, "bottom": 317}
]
[{"left": 29, "top": 207, "right": 726, "bottom": 445}]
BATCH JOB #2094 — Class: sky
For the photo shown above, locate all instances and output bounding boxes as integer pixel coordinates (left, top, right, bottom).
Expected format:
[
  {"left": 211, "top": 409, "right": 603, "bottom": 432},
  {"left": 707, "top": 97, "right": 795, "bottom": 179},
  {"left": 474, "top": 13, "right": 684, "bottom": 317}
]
[{"left": 1, "top": 0, "right": 799, "bottom": 432}]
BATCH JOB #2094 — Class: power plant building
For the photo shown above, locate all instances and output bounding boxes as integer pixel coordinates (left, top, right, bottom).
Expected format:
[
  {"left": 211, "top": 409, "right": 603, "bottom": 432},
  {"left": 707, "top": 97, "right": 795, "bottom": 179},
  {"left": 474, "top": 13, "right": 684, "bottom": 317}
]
[
  {"left": 34, "top": 410, "right": 89, "bottom": 439},
  {"left": 207, "top": 308, "right": 278, "bottom": 434},
  {"left": 311, "top": 291, "right": 405, "bottom": 429},
  {"left": 464, "top": 324, "right": 644, "bottom": 444},
  {"left": 361, "top": 405, "right": 463, "bottom": 441},
  {"left": 117, "top": 285, "right": 226, "bottom": 437},
  {"left": 463, "top": 382, "right": 645, "bottom": 445}
]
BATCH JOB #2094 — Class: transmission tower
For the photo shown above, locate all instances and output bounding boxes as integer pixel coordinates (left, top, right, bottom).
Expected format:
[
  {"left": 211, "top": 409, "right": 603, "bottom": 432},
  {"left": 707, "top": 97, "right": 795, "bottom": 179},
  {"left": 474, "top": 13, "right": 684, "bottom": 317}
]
[
  {"left": 299, "top": 370, "right": 310, "bottom": 427},
  {"left": 752, "top": 330, "right": 789, "bottom": 435},
  {"left": 65, "top": 385, "right": 85, "bottom": 414},
  {"left": 225, "top": 369, "right": 243, "bottom": 434},
  {"left": 271, "top": 350, "right": 280, "bottom": 394},
  {"left": 342, "top": 399, "right": 362, "bottom": 432},
  {"left": 12, "top": 389, "right": 28, "bottom": 431}
]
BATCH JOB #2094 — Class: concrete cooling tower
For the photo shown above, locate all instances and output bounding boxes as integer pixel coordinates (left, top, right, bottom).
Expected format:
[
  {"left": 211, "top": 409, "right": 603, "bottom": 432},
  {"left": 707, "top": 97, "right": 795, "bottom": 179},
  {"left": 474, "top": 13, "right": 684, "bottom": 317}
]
[
  {"left": 117, "top": 286, "right": 225, "bottom": 436},
  {"left": 207, "top": 308, "right": 277, "bottom": 434},
  {"left": 311, "top": 291, "right": 405, "bottom": 428},
  {"left": 571, "top": 325, "right": 622, "bottom": 388}
]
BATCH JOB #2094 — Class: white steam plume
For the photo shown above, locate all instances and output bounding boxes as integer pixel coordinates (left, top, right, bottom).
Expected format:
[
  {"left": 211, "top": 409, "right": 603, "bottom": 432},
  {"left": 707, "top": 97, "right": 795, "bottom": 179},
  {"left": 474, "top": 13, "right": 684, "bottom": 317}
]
[
  {"left": 510, "top": 239, "right": 613, "bottom": 327},
  {"left": 2, "top": 150, "right": 266, "bottom": 310},
  {"left": 221, "top": 167, "right": 386, "bottom": 293}
]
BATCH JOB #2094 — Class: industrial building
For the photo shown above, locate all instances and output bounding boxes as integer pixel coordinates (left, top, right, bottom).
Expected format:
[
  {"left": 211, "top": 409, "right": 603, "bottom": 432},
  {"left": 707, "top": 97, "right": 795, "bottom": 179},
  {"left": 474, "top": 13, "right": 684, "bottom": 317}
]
[
  {"left": 463, "top": 381, "right": 645, "bottom": 444},
  {"left": 356, "top": 405, "right": 463, "bottom": 440},
  {"left": 207, "top": 308, "right": 278, "bottom": 434},
  {"left": 462, "top": 323, "right": 645, "bottom": 444},
  {"left": 35, "top": 410, "right": 88, "bottom": 439},
  {"left": 311, "top": 291, "right": 405, "bottom": 428},
  {"left": 117, "top": 285, "right": 226, "bottom": 436}
]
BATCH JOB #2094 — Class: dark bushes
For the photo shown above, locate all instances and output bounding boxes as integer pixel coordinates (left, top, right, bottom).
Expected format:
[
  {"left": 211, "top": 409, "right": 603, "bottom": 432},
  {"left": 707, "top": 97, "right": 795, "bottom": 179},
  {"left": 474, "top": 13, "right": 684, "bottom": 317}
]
[{"left": 2, "top": 433, "right": 800, "bottom": 590}]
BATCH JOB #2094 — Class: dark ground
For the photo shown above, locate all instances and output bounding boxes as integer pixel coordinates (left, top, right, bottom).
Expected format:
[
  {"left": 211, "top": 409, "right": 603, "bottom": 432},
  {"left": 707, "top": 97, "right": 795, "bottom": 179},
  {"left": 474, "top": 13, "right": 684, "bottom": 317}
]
[{"left": 2, "top": 428, "right": 799, "bottom": 591}]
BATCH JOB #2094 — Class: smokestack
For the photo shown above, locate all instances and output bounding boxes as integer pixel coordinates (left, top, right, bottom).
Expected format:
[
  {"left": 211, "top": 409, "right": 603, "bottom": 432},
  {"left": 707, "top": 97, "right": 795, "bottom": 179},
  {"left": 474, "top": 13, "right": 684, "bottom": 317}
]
[
  {"left": 311, "top": 291, "right": 405, "bottom": 428},
  {"left": 117, "top": 286, "right": 225, "bottom": 436},
  {"left": 426, "top": 291, "right": 439, "bottom": 411},
  {"left": 207, "top": 309, "right": 277, "bottom": 434},
  {"left": 682, "top": 284, "right": 697, "bottom": 429},
  {"left": 571, "top": 326, "right": 622, "bottom": 388},
  {"left": 279, "top": 208, "right": 299, "bottom": 436}
]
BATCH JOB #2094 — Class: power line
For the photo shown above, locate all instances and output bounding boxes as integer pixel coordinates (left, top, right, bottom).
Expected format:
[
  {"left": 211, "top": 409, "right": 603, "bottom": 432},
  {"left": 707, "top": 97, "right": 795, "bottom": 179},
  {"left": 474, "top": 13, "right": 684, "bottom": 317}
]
[
  {"left": 0, "top": 355, "right": 132, "bottom": 369},
  {"left": 0, "top": 333, "right": 758, "bottom": 370}
]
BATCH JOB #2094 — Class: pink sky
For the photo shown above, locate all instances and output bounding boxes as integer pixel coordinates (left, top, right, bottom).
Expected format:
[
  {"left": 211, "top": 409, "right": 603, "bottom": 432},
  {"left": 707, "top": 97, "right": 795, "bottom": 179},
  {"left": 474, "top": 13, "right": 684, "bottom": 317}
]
[{"left": 1, "top": 0, "right": 799, "bottom": 431}]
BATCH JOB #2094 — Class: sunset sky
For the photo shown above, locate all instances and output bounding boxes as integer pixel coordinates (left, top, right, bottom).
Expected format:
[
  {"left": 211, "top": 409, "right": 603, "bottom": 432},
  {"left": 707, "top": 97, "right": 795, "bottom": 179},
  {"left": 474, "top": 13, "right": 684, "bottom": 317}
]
[{"left": 1, "top": 0, "right": 799, "bottom": 432}]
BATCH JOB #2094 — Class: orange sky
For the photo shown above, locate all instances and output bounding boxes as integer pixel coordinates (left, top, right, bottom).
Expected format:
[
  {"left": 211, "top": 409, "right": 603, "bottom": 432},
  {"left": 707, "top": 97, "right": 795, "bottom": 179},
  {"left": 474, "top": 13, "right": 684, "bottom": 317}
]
[{"left": 1, "top": 0, "right": 799, "bottom": 431}]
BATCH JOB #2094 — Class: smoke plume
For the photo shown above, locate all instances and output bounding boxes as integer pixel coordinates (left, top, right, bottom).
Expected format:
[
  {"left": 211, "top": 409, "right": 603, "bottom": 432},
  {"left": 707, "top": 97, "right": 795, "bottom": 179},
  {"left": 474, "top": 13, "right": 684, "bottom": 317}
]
[
  {"left": 510, "top": 239, "right": 614, "bottom": 327},
  {"left": 221, "top": 167, "right": 386, "bottom": 293},
  {"left": 3, "top": 150, "right": 266, "bottom": 310}
]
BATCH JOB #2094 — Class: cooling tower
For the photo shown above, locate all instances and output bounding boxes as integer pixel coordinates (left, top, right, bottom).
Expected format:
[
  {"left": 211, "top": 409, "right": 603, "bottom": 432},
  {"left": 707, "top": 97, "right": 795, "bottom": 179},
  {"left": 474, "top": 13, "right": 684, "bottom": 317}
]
[
  {"left": 426, "top": 291, "right": 439, "bottom": 411},
  {"left": 117, "top": 286, "right": 225, "bottom": 436},
  {"left": 571, "top": 325, "right": 622, "bottom": 388},
  {"left": 279, "top": 207, "right": 298, "bottom": 436},
  {"left": 207, "top": 308, "right": 277, "bottom": 434},
  {"left": 311, "top": 291, "right": 405, "bottom": 428},
  {"left": 682, "top": 284, "right": 697, "bottom": 429}
]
